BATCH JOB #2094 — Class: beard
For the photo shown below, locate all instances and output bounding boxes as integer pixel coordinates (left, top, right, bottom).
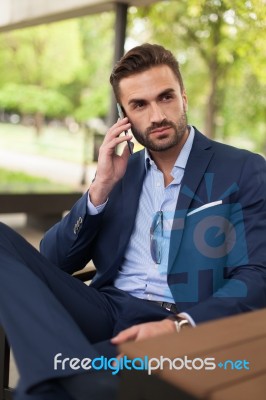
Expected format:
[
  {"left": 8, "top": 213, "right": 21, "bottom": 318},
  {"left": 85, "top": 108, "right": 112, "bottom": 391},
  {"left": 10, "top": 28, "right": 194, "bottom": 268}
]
[{"left": 131, "top": 111, "right": 188, "bottom": 152}]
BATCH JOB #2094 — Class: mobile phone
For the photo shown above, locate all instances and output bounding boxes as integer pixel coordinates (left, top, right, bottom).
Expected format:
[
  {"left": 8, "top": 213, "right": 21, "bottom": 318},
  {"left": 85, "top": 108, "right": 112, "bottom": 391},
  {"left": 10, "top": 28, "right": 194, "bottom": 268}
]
[{"left": 117, "top": 103, "right": 133, "bottom": 155}]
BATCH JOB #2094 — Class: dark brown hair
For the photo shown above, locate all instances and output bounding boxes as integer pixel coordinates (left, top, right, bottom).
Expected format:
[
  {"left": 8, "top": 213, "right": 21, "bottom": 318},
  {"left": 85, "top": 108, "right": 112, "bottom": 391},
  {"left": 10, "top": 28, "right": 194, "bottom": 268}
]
[{"left": 110, "top": 43, "right": 184, "bottom": 102}]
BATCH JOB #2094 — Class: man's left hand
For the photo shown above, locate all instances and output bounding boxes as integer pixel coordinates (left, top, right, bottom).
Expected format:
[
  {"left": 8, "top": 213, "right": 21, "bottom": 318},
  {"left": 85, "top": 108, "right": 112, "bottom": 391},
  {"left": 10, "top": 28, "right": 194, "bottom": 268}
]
[{"left": 111, "top": 319, "right": 176, "bottom": 345}]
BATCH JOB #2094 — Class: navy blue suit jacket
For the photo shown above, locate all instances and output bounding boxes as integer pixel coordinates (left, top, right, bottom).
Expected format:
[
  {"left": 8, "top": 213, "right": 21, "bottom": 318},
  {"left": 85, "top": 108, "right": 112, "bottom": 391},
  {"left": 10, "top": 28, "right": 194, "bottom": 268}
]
[{"left": 41, "top": 128, "right": 266, "bottom": 323}]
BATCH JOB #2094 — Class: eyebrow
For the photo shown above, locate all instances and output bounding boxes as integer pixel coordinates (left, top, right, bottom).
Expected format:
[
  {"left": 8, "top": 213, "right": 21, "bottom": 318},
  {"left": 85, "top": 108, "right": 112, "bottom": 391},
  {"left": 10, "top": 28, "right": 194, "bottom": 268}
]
[
  {"left": 128, "top": 88, "right": 176, "bottom": 106},
  {"left": 158, "top": 88, "right": 175, "bottom": 99}
]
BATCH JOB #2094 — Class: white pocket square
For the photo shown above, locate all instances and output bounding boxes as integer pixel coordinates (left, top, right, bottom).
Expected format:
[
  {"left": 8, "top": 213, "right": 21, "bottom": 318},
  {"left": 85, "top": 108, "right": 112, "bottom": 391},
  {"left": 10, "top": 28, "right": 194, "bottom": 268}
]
[{"left": 187, "top": 200, "right": 223, "bottom": 217}]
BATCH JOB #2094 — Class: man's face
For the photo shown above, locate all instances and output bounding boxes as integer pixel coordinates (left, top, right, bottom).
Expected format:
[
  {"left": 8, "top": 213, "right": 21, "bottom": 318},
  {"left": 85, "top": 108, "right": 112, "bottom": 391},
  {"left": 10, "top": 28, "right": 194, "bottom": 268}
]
[{"left": 119, "top": 65, "right": 188, "bottom": 152}]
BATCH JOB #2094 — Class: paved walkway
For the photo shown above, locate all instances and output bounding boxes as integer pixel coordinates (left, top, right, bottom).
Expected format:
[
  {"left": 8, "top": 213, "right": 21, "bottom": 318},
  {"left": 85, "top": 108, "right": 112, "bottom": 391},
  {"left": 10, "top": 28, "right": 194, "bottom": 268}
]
[{"left": 0, "top": 148, "right": 97, "bottom": 189}]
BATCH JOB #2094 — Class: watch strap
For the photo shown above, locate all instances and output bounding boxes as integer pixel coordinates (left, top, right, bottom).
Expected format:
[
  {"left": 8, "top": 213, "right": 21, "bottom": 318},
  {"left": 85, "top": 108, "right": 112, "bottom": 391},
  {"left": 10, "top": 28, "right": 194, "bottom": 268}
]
[{"left": 167, "top": 315, "right": 191, "bottom": 333}]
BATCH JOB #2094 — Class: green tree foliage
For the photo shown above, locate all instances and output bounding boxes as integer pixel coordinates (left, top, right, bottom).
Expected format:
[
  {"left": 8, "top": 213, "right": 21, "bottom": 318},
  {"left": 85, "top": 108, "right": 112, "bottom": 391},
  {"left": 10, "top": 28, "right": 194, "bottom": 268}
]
[
  {"left": 128, "top": 0, "right": 266, "bottom": 143},
  {"left": 0, "top": 2, "right": 265, "bottom": 150},
  {"left": 0, "top": 13, "right": 115, "bottom": 130},
  {"left": 73, "top": 13, "right": 114, "bottom": 122},
  {"left": 0, "top": 20, "right": 83, "bottom": 89},
  {"left": 0, "top": 83, "right": 72, "bottom": 135},
  {"left": 75, "top": 85, "right": 110, "bottom": 122},
  {"left": 0, "top": 19, "right": 84, "bottom": 134},
  {"left": 0, "top": 83, "right": 72, "bottom": 116}
]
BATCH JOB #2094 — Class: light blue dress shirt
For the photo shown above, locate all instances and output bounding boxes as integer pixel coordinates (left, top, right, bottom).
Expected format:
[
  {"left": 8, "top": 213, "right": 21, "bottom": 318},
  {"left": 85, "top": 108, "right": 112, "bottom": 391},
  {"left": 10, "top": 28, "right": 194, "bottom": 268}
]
[
  {"left": 88, "top": 127, "right": 195, "bottom": 305},
  {"left": 113, "top": 127, "right": 195, "bottom": 302}
]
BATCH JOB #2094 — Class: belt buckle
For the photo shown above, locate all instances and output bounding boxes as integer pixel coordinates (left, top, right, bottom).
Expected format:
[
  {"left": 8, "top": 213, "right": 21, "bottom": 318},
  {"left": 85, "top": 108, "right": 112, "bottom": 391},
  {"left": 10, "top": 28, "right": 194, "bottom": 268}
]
[{"left": 164, "top": 302, "right": 172, "bottom": 311}]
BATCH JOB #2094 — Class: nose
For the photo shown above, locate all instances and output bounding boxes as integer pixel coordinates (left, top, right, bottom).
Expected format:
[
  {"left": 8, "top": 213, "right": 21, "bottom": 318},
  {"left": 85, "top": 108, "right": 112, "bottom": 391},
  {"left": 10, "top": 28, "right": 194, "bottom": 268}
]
[{"left": 149, "top": 103, "right": 165, "bottom": 124}]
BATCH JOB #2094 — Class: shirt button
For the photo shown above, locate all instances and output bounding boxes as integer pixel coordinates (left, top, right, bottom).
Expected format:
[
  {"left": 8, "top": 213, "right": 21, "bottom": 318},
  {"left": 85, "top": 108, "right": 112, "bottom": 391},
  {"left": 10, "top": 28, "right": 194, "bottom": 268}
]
[{"left": 156, "top": 182, "right": 161, "bottom": 187}]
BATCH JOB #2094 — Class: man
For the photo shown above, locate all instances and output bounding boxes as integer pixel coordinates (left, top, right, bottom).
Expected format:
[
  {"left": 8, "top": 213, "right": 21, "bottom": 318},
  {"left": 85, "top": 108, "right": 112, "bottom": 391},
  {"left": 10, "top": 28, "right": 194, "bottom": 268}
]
[{"left": 1, "top": 43, "right": 266, "bottom": 400}]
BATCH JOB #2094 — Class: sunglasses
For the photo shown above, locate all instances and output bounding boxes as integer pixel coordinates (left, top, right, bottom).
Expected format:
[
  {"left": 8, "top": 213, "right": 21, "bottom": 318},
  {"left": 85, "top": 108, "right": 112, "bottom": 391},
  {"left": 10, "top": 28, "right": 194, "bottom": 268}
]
[{"left": 150, "top": 211, "right": 163, "bottom": 264}]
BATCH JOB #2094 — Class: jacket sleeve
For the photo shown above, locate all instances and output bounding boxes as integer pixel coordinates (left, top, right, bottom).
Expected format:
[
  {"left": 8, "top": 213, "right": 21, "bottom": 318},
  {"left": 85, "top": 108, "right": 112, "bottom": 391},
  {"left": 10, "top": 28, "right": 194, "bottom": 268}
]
[{"left": 40, "top": 192, "right": 104, "bottom": 274}]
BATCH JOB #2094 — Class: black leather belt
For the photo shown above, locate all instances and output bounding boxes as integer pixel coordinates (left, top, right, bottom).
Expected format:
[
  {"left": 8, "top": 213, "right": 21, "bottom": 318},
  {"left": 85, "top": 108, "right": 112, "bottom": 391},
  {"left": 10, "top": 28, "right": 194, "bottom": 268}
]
[{"left": 147, "top": 300, "right": 178, "bottom": 314}]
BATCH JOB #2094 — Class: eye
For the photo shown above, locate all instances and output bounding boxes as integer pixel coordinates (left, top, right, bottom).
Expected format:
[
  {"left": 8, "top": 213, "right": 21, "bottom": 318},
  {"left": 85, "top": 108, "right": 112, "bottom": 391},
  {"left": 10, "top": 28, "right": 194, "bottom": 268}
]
[
  {"left": 161, "top": 93, "right": 174, "bottom": 102},
  {"left": 133, "top": 101, "right": 145, "bottom": 110}
]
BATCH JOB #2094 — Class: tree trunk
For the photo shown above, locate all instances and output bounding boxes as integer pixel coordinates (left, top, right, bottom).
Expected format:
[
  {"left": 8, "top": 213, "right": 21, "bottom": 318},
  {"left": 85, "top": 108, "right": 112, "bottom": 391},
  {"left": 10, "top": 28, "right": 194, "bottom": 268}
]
[
  {"left": 34, "top": 112, "right": 44, "bottom": 137},
  {"left": 204, "top": 59, "right": 219, "bottom": 139}
]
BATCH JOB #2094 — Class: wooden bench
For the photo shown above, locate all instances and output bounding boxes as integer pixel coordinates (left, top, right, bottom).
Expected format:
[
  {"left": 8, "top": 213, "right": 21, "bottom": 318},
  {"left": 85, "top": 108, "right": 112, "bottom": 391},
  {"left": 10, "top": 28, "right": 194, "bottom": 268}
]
[{"left": 0, "top": 192, "right": 83, "bottom": 230}]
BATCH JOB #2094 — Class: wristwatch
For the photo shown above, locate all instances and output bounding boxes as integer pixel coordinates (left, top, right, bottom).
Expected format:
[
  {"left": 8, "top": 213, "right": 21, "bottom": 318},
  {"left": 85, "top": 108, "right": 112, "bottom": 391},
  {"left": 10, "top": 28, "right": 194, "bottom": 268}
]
[{"left": 167, "top": 314, "right": 191, "bottom": 333}]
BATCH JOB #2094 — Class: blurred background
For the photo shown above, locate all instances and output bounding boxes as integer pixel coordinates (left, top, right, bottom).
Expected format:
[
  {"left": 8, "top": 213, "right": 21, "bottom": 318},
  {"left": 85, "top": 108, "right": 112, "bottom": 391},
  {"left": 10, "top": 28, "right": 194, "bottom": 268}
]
[
  {"left": 0, "top": 0, "right": 265, "bottom": 388},
  {"left": 0, "top": 0, "right": 265, "bottom": 193}
]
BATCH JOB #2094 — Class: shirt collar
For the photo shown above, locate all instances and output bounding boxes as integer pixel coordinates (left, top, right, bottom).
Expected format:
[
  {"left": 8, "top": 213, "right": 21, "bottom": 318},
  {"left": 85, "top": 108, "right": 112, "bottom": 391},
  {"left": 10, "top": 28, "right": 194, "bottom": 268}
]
[{"left": 144, "top": 125, "right": 195, "bottom": 172}]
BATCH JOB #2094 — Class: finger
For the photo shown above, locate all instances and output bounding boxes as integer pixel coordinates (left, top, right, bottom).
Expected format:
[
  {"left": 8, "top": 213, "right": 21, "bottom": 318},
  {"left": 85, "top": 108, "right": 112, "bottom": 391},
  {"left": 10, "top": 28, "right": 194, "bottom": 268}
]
[
  {"left": 101, "top": 134, "right": 133, "bottom": 154},
  {"left": 121, "top": 141, "right": 134, "bottom": 160},
  {"left": 105, "top": 121, "right": 131, "bottom": 143},
  {"left": 111, "top": 326, "right": 139, "bottom": 344},
  {"left": 101, "top": 127, "right": 131, "bottom": 150},
  {"left": 117, "top": 116, "right": 129, "bottom": 125}
]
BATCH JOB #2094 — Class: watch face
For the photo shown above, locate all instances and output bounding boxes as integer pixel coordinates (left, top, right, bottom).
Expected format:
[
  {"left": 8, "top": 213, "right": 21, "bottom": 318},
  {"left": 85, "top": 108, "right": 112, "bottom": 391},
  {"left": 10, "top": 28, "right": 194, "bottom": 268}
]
[
  {"left": 179, "top": 320, "right": 190, "bottom": 328},
  {"left": 168, "top": 316, "right": 190, "bottom": 332}
]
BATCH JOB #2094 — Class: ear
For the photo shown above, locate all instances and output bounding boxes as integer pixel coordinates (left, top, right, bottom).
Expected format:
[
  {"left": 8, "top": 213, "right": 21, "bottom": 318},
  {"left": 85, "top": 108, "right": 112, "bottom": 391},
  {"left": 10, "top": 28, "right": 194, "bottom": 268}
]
[{"left": 182, "top": 91, "right": 188, "bottom": 112}]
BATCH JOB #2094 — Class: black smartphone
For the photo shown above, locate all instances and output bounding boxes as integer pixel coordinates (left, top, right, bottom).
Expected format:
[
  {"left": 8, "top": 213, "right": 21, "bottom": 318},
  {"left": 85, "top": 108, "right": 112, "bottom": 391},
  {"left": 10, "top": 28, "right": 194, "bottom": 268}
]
[{"left": 117, "top": 103, "right": 133, "bottom": 155}]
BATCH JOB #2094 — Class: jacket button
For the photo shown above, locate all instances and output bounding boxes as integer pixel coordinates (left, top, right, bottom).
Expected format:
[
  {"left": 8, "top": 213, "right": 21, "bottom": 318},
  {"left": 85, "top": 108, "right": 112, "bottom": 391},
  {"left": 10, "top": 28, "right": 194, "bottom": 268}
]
[{"left": 73, "top": 217, "right": 83, "bottom": 234}]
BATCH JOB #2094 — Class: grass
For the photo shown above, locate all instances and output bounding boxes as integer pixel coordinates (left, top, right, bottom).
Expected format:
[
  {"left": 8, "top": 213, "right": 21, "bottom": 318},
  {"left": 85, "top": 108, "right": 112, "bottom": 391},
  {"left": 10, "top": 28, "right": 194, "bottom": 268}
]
[
  {"left": 0, "top": 167, "right": 72, "bottom": 193},
  {"left": 0, "top": 122, "right": 143, "bottom": 163},
  {"left": 0, "top": 122, "right": 85, "bottom": 163}
]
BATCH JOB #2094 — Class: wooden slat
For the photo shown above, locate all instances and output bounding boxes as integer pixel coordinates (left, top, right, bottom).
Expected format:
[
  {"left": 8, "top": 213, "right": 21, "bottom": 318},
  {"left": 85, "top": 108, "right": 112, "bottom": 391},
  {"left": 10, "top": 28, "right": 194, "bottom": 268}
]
[
  {"left": 120, "top": 308, "right": 266, "bottom": 362},
  {"left": 0, "top": 193, "right": 82, "bottom": 214},
  {"left": 210, "top": 373, "right": 266, "bottom": 400},
  {"left": 120, "top": 308, "right": 266, "bottom": 400},
  {"left": 157, "top": 336, "right": 266, "bottom": 399}
]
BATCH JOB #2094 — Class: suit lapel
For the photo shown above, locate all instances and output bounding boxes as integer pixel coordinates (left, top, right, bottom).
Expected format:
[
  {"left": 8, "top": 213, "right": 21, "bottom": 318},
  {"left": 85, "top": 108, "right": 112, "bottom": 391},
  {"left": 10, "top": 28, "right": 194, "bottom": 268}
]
[
  {"left": 168, "top": 129, "right": 214, "bottom": 271},
  {"left": 117, "top": 150, "right": 146, "bottom": 254},
  {"left": 99, "top": 151, "right": 146, "bottom": 286}
]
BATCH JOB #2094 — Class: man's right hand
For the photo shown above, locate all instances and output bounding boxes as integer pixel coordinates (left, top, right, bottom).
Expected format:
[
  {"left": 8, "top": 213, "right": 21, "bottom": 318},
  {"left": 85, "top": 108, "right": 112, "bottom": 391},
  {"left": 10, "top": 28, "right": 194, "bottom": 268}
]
[{"left": 89, "top": 117, "right": 133, "bottom": 206}]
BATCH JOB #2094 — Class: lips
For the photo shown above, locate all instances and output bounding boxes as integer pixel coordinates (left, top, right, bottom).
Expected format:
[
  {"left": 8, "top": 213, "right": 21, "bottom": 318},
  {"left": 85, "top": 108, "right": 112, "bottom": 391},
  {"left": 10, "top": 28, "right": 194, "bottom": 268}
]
[{"left": 150, "top": 126, "right": 172, "bottom": 135}]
